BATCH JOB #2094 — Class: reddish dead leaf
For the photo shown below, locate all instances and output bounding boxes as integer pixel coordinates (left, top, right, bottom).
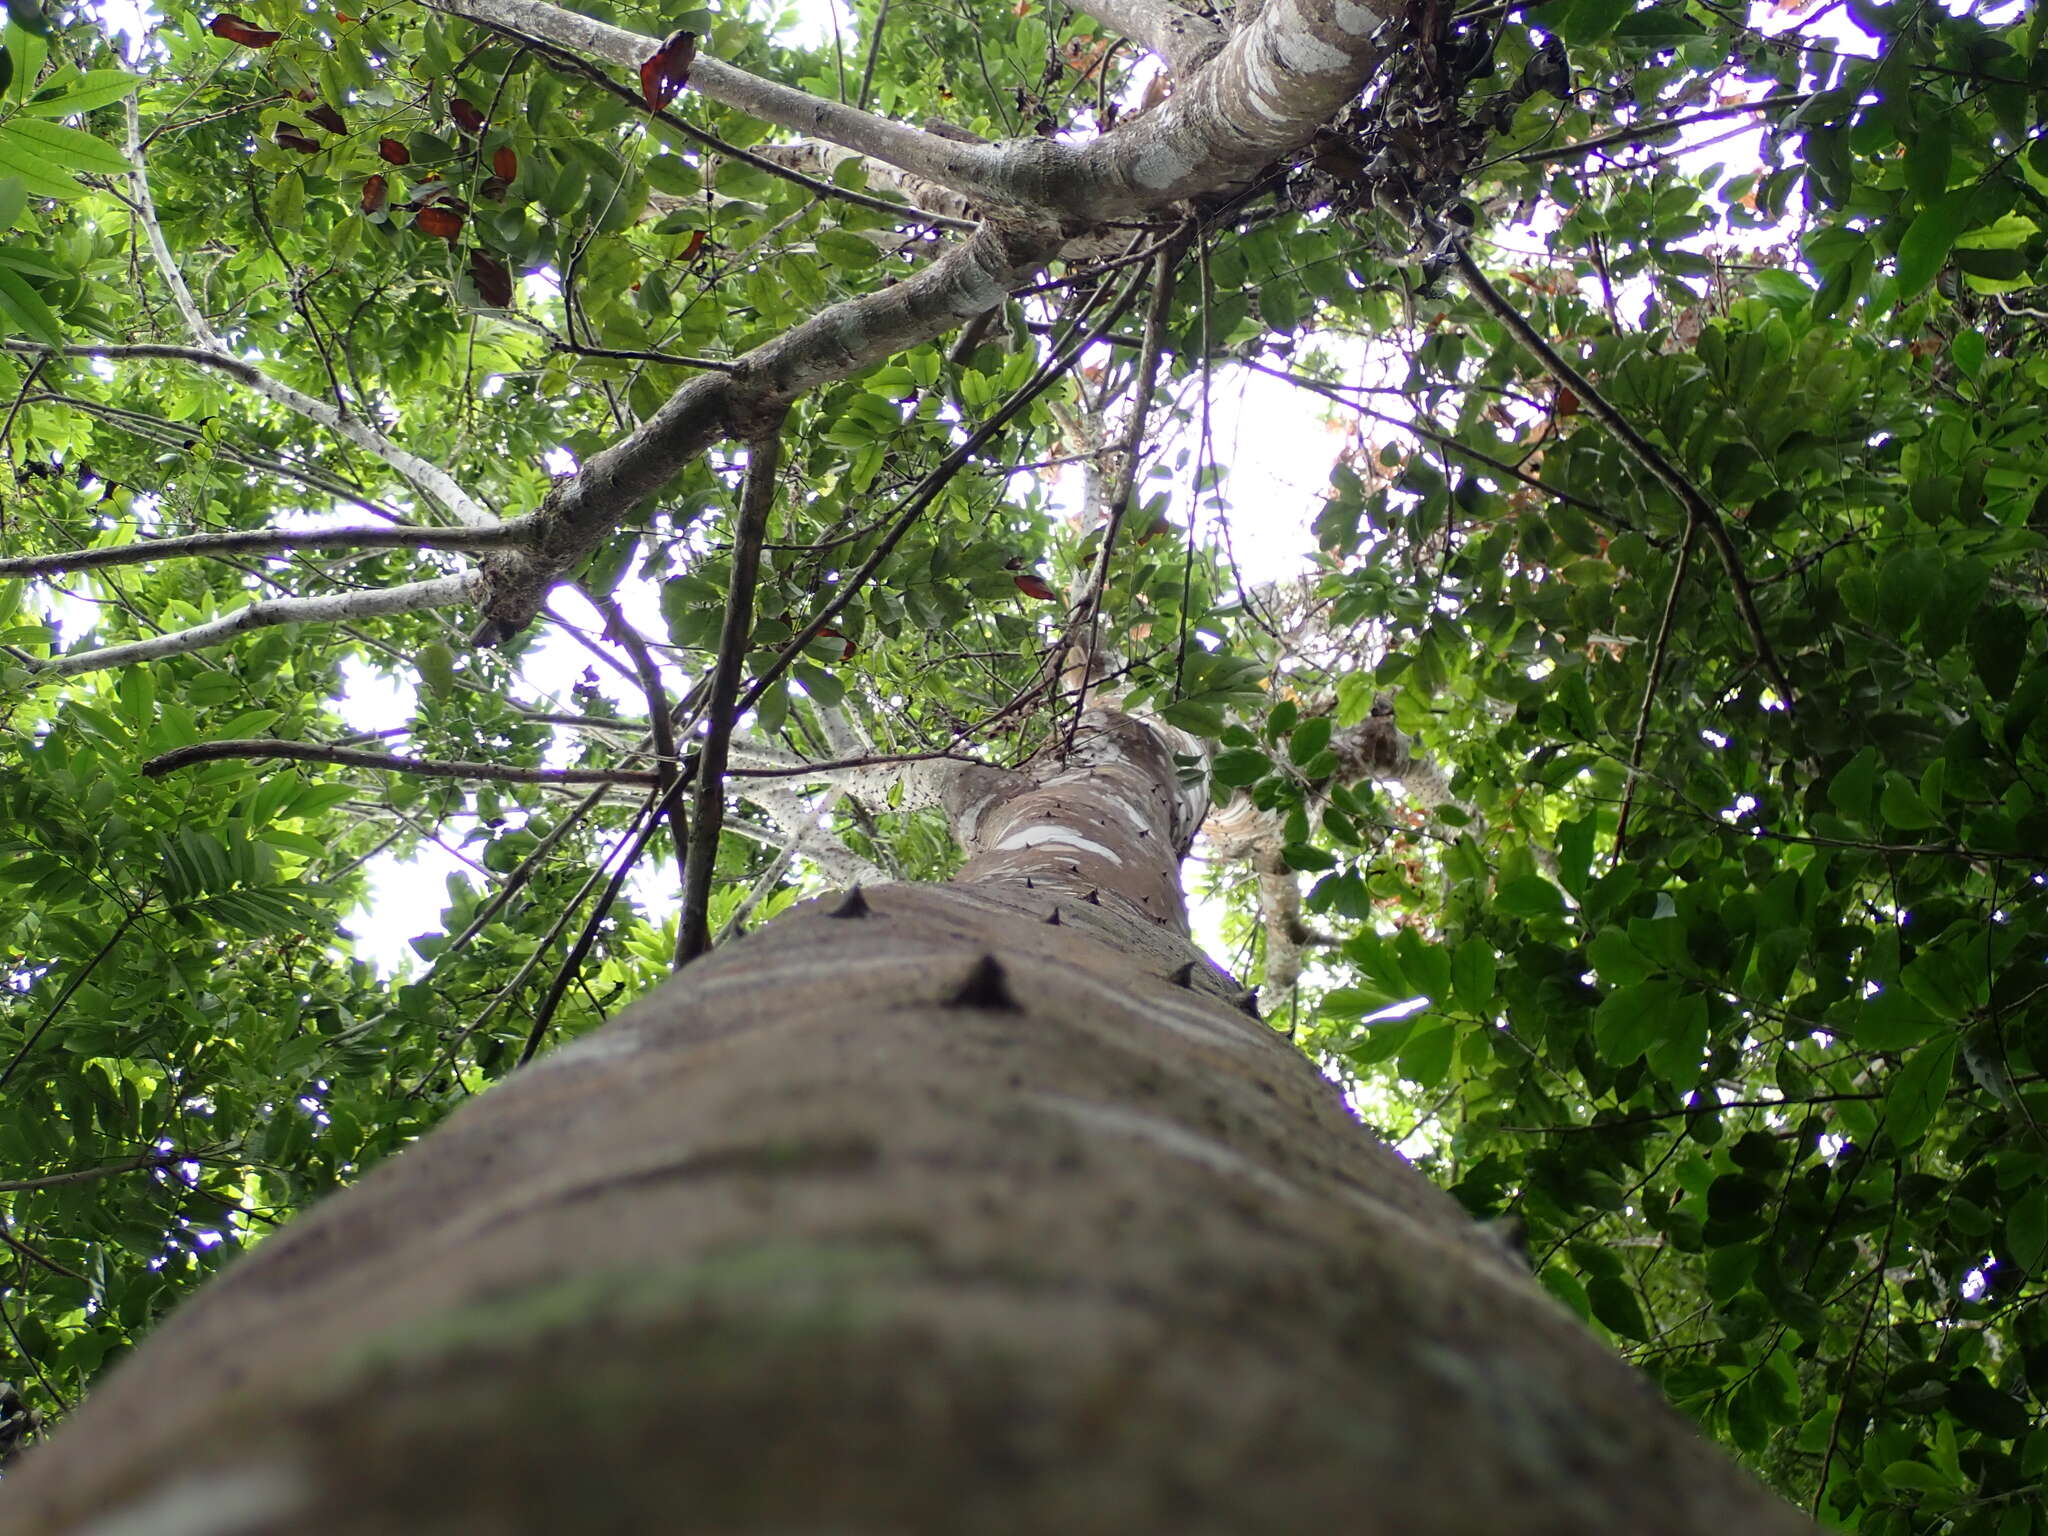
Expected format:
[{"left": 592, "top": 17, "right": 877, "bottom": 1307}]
[
  {"left": 378, "top": 136, "right": 410, "bottom": 165},
  {"left": 1013, "top": 572, "right": 1059, "bottom": 601},
  {"left": 413, "top": 205, "right": 463, "bottom": 241},
  {"left": 639, "top": 29, "right": 697, "bottom": 112},
  {"left": 840, "top": 638, "right": 859, "bottom": 662},
  {"left": 1554, "top": 386, "right": 1580, "bottom": 417},
  {"left": 1134, "top": 513, "right": 1173, "bottom": 546},
  {"left": 361, "top": 173, "right": 386, "bottom": 213},
  {"left": 679, "top": 228, "right": 705, "bottom": 260},
  {"left": 449, "top": 98, "right": 486, "bottom": 134},
  {"left": 492, "top": 145, "right": 517, "bottom": 180},
  {"left": 335, "top": 8, "right": 356, "bottom": 20},
  {"left": 274, "top": 122, "right": 321, "bottom": 153},
  {"left": 468, "top": 248, "right": 514, "bottom": 308},
  {"left": 306, "top": 103, "right": 346, "bottom": 133},
  {"left": 208, "top": 13, "right": 282, "bottom": 46}
]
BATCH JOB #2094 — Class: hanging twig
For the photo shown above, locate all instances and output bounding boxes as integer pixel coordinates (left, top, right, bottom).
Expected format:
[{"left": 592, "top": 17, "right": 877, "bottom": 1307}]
[
  {"left": 1068, "top": 231, "right": 1187, "bottom": 746},
  {"left": 1448, "top": 243, "right": 1795, "bottom": 707},
  {"left": 679, "top": 416, "right": 788, "bottom": 963},
  {"left": 1610, "top": 519, "right": 1698, "bottom": 862}
]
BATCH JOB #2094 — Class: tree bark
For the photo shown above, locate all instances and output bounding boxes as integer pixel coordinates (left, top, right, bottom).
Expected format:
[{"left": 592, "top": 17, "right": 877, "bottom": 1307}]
[{"left": 0, "top": 711, "right": 1816, "bottom": 1535}]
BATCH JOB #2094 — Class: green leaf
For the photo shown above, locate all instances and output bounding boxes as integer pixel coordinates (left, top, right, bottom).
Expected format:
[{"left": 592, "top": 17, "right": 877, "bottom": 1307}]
[
  {"left": 1969, "top": 604, "right": 2027, "bottom": 699},
  {"left": 1450, "top": 937, "right": 1495, "bottom": 1017},
  {"left": 1878, "top": 773, "right": 1937, "bottom": 831},
  {"left": 2008, "top": 1188, "right": 2048, "bottom": 1276},
  {"left": 1825, "top": 746, "right": 1878, "bottom": 821},
  {"left": 1881, "top": 1036, "right": 1957, "bottom": 1150},
  {"left": 1585, "top": 1275, "right": 1649, "bottom": 1340},
  {"left": 0, "top": 126, "right": 82, "bottom": 197},
  {"left": 17, "top": 67, "right": 138, "bottom": 116},
  {"left": 0, "top": 115, "right": 131, "bottom": 176},
  {"left": 1397, "top": 1022, "right": 1454, "bottom": 1089},
  {"left": 814, "top": 229, "right": 880, "bottom": 270},
  {"left": 1211, "top": 747, "right": 1269, "bottom": 788},
  {"left": 1882, "top": 1460, "right": 1956, "bottom": 1494},
  {"left": 1495, "top": 875, "right": 1565, "bottom": 919},
  {"left": 0, "top": 264, "right": 61, "bottom": 346},
  {"left": 1894, "top": 196, "right": 1965, "bottom": 298},
  {"left": 1563, "top": 0, "right": 1632, "bottom": 43}
]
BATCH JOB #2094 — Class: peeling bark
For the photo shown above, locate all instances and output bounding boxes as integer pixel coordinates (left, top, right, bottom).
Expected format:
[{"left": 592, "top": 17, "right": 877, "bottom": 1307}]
[{"left": 0, "top": 708, "right": 1817, "bottom": 1536}]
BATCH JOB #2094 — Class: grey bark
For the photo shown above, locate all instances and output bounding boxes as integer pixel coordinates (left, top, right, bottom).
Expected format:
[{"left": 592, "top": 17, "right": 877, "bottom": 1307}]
[{"left": 0, "top": 708, "right": 1817, "bottom": 1536}]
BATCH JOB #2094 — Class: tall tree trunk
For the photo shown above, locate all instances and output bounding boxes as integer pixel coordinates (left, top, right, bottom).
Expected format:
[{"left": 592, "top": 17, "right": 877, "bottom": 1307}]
[{"left": 0, "top": 711, "right": 1815, "bottom": 1535}]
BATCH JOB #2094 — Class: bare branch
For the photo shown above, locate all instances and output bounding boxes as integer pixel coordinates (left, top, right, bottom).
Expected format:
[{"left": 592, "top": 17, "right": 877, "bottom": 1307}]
[
  {"left": 31, "top": 574, "right": 478, "bottom": 681},
  {"left": 0, "top": 519, "right": 530, "bottom": 579},
  {"left": 123, "top": 101, "right": 499, "bottom": 531}
]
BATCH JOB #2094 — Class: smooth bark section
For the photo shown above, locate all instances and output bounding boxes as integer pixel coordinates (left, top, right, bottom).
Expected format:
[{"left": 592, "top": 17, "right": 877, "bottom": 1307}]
[{"left": 952, "top": 708, "right": 1203, "bottom": 934}]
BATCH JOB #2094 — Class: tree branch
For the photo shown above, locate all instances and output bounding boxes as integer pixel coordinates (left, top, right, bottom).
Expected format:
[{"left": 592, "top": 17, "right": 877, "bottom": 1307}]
[
  {"left": 679, "top": 416, "right": 785, "bottom": 963},
  {"left": 0, "top": 519, "right": 530, "bottom": 579},
  {"left": 123, "top": 100, "right": 499, "bottom": 531},
  {"left": 29, "top": 574, "right": 479, "bottom": 681},
  {"left": 141, "top": 736, "right": 666, "bottom": 786}
]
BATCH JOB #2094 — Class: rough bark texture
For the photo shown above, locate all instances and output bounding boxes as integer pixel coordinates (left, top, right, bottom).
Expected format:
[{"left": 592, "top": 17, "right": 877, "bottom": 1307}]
[{"left": 0, "top": 711, "right": 1818, "bottom": 1535}]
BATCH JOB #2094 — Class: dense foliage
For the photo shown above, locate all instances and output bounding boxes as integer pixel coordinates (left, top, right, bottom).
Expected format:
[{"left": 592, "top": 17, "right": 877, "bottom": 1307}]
[{"left": 1, "top": 0, "right": 2045, "bottom": 1526}]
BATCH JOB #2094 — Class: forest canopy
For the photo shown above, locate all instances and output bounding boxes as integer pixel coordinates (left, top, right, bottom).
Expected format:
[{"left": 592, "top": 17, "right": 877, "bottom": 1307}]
[{"left": 0, "top": 0, "right": 2045, "bottom": 1527}]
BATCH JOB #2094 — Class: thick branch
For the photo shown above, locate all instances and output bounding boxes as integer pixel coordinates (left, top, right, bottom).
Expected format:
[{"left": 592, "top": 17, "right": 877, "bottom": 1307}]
[{"left": 470, "top": 222, "right": 1064, "bottom": 643}]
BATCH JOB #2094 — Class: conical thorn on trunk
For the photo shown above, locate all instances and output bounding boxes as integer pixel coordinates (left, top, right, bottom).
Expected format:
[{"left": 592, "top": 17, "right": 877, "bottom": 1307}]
[
  {"left": 949, "top": 954, "right": 1021, "bottom": 1012},
  {"left": 825, "top": 886, "right": 872, "bottom": 919},
  {"left": 1043, "top": 908, "right": 1062, "bottom": 925},
  {"left": 1084, "top": 889, "right": 1101, "bottom": 905},
  {"left": 1169, "top": 960, "right": 1197, "bottom": 989},
  {"left": 1234, "top": 987, "right": 1262, "bottom": 1019}
]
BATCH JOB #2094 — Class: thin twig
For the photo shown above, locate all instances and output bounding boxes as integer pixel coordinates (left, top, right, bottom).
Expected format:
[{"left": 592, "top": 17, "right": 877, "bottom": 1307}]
[
  {"left": 0, "top": 1151, "right": 201, "bottom": 1194},
  {"left": 0, "top": 1228, "right": 86, "bottom": 1284},
  {"left": 583, "top": 588, "right": 693, "bottom": 965},
  {"left": 0, "top": 519, "right": 527, "bottom": 578},
  {"left": 142, "top": 737, "right": 667, "bottom": 785},
  {"left": 679, "top": 417, "right": 786, "bottom": 962},
  {"left": 1069, "top": 231, "right": 1185, "bottom": 745},
  {"left": 1611, "top": 519, "right": 1697, "bottom": 862}
]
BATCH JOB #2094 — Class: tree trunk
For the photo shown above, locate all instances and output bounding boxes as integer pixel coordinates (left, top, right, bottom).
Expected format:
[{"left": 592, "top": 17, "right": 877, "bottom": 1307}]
[{"left": 0, "top": 711, "right": 1816, "bottom": 1535}]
